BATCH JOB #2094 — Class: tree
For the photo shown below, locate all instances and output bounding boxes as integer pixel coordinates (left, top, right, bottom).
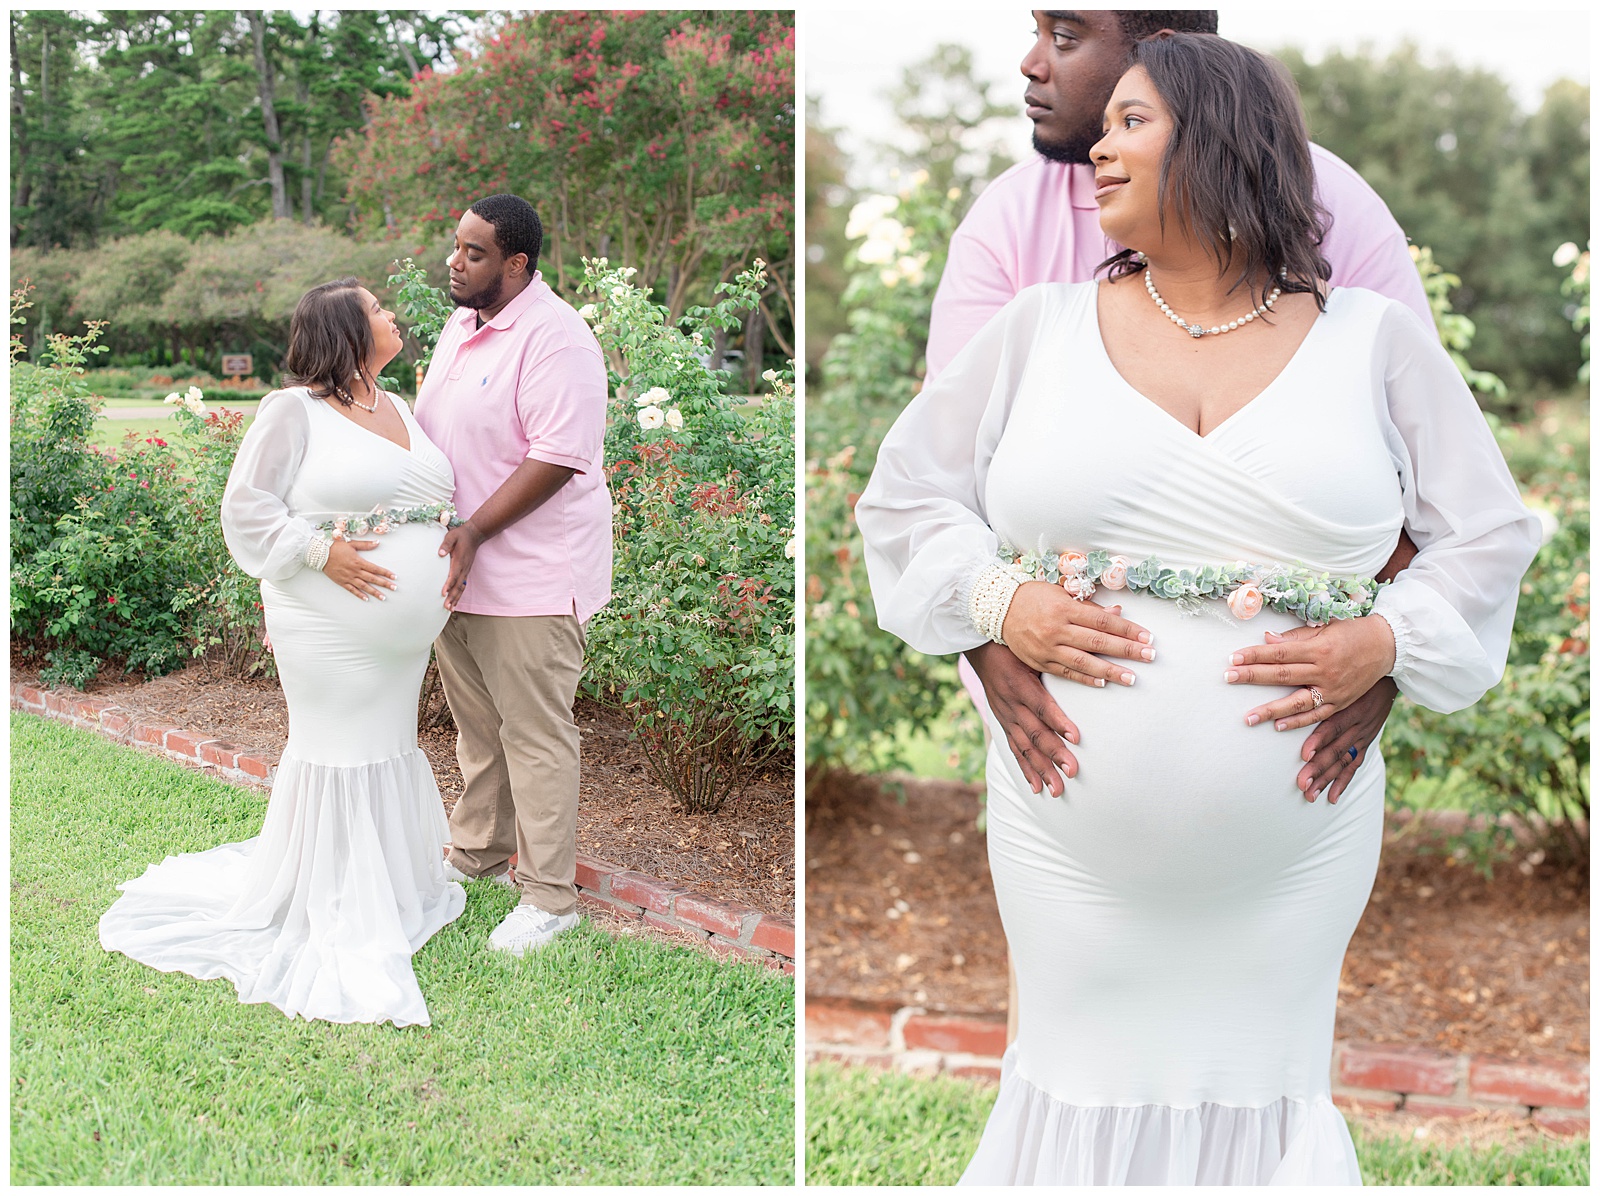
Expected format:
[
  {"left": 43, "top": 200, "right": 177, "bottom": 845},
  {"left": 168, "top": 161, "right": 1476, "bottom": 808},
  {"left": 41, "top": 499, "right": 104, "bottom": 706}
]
[
  {"left": 804, "top": 98, "right": 854, "bottom": 380},
  {"left": 882, "top": 43, "right": 1015, "bottom": 203},
  {"left": 9, "top": 10, "right": 475, "bottom": 248},
  {"left": 337, "top": 10, "right": 795, "bottom": 334},
  {"left": 1281, "top": 45, "right": 1589, "bottom": 396},
  {"left": 10, "top": 10, "right": 101, "bottom": 248}
]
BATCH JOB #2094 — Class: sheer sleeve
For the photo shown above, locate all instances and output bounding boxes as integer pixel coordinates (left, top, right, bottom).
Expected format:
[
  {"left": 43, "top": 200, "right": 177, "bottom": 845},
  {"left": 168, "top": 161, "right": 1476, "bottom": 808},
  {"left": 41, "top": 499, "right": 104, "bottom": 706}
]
[
  {"left": 221, "top": 388, "right": 318, "bottom": 580},
  {"left": 1369, "top": 302, "right": 1543, "bottom": 713},
  {"left": 857, "top": 286, "right": 1057, "bottom": 656}
]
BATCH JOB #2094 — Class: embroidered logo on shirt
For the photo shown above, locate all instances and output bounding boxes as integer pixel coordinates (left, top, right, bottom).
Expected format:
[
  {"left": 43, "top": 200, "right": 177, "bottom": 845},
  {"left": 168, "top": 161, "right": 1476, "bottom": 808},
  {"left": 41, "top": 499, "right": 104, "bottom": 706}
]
[{"left": 481, "top": 376, "right": 489, "bottom": 386}]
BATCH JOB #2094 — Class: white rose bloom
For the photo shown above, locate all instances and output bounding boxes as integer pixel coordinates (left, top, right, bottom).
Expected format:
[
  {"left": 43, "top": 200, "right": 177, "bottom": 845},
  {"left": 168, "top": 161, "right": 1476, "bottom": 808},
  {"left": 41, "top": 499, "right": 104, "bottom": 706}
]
[
  {"left": 845, "top": 194, "right": 898, "bottom": 240},
  {"left": 578, "top": 304, "right": 598, "bottom": 320},
  {"left": 896, "top": 254, "right": 927, "bottom": 287},
  {"left": 184, "top": 396, "right": 208, "bottom": 415},
  {"left": 664, "top": 407, "right": 684, "bottom": 430},
  {"left": 610, "top": 285, "right": 627, "bottom": 299},
  {"left": 1554, "top": 242, "right": 1580, "bottom": 268},
  {"left": 163, "top": 392, "right": 182, "bottom": 405},
  {"left": 637, "top": 405, "right": 666, "bottom": 430},
  {"left": 857, "top": 220, "right": 905, "bottom": 265},
  {"left": 636, "top": 385, "right": 671, "bottom": 408},
  {"left": 762, "top": 368, "right": 779, "bottom": 384},
  {"left": 784, "top": 537, "right": 796, "bottom": 560}
]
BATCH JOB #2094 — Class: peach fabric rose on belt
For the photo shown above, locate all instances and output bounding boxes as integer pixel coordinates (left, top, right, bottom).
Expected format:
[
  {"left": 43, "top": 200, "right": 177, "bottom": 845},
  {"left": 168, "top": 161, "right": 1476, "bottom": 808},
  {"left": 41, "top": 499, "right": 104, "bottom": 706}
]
[
  {"left": 1058, "top": 550, "right": 1088, "bottom": 577},
  {"left": 1100, "top": 555, "right": 1130, "bottom": 590},
  {"left": 1227, "top": 582, "right": 1265, "bottom": 620}
]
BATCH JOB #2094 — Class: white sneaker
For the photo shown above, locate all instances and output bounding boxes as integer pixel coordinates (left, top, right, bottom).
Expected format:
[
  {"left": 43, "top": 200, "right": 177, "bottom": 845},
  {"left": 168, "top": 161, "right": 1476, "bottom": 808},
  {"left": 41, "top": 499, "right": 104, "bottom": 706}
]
[
  {"left": 442, "top": 854, "right": 517, "bottom": 888},
  {"left": 488, "top": 904, "right": 579, "bottom": 956}
]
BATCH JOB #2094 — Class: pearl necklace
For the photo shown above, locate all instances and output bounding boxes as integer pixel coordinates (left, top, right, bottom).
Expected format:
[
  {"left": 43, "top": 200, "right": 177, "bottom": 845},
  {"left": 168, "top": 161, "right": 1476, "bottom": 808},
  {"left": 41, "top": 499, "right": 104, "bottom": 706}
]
[
  {"left": 334, "top": 384, "right": 379, "bottom": 413},
  {"left": 1144, "top": 266, "right": 1282, "bottom": 338}
]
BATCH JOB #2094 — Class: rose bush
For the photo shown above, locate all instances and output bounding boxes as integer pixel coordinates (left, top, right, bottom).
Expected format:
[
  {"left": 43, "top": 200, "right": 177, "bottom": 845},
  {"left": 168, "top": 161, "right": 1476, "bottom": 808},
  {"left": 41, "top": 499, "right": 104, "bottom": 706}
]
[
  {"left": 9, "top": 287, "right": 266, "bottom": 685},
  {"left": 575, "top": 257, "right": 796, "bottom": 814},
  {"left": 804, "top": 174, "right": 972, "bottom": 779}
]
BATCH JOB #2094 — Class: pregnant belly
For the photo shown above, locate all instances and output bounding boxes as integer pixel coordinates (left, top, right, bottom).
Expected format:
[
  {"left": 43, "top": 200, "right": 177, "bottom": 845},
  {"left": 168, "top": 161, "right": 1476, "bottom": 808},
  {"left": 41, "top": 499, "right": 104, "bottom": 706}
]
[
  {"left": 987, "top": 589, "right": 1331, "bottom": 897},
  {"left": 262, "top": 524, "right": 452, "bottom": 659}
]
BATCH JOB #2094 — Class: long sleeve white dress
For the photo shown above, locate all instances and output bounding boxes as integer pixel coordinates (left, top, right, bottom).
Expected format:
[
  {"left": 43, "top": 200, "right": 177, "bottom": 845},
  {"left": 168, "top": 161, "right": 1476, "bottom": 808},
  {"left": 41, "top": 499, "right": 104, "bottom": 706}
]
[
  {"left": 856, "top": 282, "right": 1541, "bottom": 1184},
  {"left": 98, "top": 387, "right": 466, "bottom": 1027}
]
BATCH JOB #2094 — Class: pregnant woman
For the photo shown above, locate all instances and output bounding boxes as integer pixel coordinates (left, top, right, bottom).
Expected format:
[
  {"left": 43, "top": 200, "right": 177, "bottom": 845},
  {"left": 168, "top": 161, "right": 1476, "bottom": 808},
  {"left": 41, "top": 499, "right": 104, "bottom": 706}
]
[
  {"left": 856, "top": 35, "right": 1540, "bottom": 1185},
  {"left": 99, "top": 279, "right": 466, "bottom": 1027}
]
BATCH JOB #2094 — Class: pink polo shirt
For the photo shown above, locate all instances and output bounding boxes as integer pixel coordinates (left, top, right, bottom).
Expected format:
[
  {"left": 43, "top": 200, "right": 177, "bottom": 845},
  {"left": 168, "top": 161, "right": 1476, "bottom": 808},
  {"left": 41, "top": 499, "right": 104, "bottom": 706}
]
[
  {"left": 926, "top": 144, "right": 1433, "bottom": 380},
  {"left": 414, "top": 272, "right": 612, "bottom": 620}
]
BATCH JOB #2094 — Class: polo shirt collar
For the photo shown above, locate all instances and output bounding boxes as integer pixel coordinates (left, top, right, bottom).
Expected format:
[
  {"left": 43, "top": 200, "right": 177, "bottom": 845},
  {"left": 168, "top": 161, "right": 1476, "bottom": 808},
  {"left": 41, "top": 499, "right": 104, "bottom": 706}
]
[{"left": 1066, "top": 161, "right": 1100, "bottom": 211}]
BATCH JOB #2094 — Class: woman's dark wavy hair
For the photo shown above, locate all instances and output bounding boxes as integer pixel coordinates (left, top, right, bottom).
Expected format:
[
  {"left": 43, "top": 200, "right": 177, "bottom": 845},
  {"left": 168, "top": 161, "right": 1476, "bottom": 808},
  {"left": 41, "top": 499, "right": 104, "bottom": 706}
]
[
  {"left": 1101, "top": 33, "right": 1331, "bottom": 313},
  {"left": 283, "top": 277, "right": 374, "bottom": 405}
]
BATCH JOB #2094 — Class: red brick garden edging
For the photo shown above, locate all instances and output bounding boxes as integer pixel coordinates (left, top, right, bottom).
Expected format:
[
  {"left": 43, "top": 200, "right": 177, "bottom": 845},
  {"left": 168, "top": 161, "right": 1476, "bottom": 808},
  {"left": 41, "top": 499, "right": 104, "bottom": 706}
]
[
  {"left": 11, "top": 681, "right": 795, "bottom": 972},
  {"left": 805, "top": 996, "right": 1589, "bottom": 1136}
]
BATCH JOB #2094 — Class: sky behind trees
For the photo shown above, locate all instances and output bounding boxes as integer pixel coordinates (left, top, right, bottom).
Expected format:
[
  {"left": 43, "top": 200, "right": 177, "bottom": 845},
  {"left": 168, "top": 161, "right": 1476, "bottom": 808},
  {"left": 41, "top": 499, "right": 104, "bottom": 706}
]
[{"left": 807, "top": 6, "right": 1592, "bottom": 189}]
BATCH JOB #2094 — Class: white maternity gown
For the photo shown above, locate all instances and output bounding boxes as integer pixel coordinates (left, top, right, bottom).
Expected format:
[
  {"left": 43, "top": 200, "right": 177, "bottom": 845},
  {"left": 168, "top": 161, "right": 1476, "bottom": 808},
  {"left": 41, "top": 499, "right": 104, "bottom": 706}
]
[
  {"left": 857, "top": 283, "right": 1540, "bottom": 1184},
  {"left": 98, "top": 387, "right": 466, "bottom": 1027}
]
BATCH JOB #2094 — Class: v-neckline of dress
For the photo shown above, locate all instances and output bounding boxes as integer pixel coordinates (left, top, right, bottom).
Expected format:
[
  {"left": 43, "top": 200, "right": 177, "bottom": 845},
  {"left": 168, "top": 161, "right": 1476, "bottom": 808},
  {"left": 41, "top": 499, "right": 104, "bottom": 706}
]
[
  {"left": 318, "top": 388, "right": 414, "bottom": 455},
  {"left": 1090, "top": 283, "right": 1338, "bottom": 442}
]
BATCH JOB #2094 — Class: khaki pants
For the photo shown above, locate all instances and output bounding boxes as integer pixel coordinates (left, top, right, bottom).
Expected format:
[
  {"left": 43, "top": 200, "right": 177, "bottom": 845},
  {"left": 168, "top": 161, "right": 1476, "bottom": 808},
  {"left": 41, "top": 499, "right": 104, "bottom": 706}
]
[{"left": 435, "top": 611, "right": 585, "bottom": 916}]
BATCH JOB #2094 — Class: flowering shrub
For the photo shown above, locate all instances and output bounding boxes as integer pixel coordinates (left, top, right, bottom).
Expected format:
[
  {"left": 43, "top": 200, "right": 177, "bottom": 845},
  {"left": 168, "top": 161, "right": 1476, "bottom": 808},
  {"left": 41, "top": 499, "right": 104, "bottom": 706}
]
[
  {"left": 1384, "top": 456, "right": 1590, "bottom": 867},
  {"left": 11, "top": 286, "right": 267, "bottom": 684},
  {"left": 577, "top": 258, "right": 796, "bottom": 813},
  {"left": 1553, "top": 240, "right": 1590, "bottom": 383},
  {"left": 164, "top": 391, "right": 270, "bottom": 677},
  {"left": 805, "top": 175, "right": 968, "bottom": 777}
]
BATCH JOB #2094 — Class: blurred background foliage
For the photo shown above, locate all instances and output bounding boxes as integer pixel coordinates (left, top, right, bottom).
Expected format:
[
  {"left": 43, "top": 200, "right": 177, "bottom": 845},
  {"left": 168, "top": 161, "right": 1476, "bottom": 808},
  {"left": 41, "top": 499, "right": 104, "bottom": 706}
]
[{"left": 805, "top": 44, "right": 1589, "bottom": 866}]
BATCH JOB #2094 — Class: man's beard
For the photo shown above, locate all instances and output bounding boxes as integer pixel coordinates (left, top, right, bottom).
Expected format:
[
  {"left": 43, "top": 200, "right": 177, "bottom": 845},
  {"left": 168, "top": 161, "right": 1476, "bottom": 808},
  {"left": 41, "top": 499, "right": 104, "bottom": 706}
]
[
  {"left": 452, "top": 275, "right": 504, "bottom": 311},
  {"left": 1032, "top": 122, "right": 1100, "bottom": 165}
]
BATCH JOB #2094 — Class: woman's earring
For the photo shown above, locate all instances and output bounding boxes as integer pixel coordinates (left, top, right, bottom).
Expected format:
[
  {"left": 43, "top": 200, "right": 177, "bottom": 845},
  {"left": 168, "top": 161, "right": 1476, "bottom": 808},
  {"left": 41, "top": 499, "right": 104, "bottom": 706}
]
[{"left": 1227, "top": 223, "right": 1238, "bottom": 241}]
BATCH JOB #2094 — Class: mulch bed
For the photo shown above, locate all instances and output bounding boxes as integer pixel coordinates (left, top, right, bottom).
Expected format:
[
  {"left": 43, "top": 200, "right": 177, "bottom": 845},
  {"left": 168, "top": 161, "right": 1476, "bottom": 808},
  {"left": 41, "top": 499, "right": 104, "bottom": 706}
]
[
  {"left": 12, "top": 657, "right": 794, "bottom": 919},
  {"left": 806, "top": 771, "right": 1588, "bottom": 1061}
]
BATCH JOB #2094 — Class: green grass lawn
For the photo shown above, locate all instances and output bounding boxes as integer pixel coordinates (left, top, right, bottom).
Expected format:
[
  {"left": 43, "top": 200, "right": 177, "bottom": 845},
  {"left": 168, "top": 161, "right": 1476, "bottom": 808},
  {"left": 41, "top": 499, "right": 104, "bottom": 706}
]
[
  {"left": 92, "top": 408, "right": 259, "bottom": 450},
  {"left": 804, "top": 1062, "right": 1590, "bottom": 1186},
  {"left": 11, "top": 713, "right": 795, "bottom": 1185}
]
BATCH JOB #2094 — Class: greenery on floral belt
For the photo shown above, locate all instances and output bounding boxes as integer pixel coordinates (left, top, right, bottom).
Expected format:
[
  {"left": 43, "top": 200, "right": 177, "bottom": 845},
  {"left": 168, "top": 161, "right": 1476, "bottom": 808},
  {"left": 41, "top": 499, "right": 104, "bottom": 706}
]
[
  {"left": 999, "top": 545, "right": 1385, "bottom": 625},
  {"left": 314, "top": 503, "right": 461, "bottom": 539}
]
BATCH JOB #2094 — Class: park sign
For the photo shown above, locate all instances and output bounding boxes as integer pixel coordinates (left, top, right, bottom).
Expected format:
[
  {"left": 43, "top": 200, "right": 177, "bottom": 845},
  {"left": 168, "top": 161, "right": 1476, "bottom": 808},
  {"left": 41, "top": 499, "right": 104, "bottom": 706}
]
[{"left": 221, "top": 354, "right": 252, "bottom": 378}]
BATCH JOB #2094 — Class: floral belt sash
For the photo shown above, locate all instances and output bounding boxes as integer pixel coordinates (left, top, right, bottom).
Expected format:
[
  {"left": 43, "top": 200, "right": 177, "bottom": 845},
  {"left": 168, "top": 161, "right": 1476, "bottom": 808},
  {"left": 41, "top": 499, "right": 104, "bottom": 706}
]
[
  {"left": 315, "top": 502, "right": 462, "bottom": 540},
  {"left": 998, "top": 545, "right": 1383, "bottom": 625}
]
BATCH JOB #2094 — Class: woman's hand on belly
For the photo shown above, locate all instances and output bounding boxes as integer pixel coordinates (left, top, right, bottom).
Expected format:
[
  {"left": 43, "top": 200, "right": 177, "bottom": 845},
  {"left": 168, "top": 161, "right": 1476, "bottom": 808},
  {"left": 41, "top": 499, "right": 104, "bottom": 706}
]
[
  {"left": 323, "top": 537, "right": 399, "bottom": 601},
  {"left": 1226, "top": 614, "right": 1397, "bottom": 734},
  {"left": 1001, "top": 582, "right": 1156, "bottom": 688}
]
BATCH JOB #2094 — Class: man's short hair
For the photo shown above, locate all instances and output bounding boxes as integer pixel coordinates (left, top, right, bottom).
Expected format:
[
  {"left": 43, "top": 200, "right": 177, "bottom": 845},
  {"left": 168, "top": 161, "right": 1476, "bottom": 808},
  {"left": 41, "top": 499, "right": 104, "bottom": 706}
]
[
  {"left": 1113, "top": 11, "right": 1219, "bottom": 44},
  {"left": 467, "top": 194, "right": 543, "bottom": 273}
]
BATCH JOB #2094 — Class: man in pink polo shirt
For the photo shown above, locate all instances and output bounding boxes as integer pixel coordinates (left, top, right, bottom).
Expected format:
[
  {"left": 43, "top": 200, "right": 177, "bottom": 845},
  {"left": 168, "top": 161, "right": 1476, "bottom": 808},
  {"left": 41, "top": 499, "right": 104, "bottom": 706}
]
[
  {"left": 415, "top": 193, "right": 611, "bottom": 956},
  {"left": 932, "top": 11, "right": 1432, "bottom": 808}
]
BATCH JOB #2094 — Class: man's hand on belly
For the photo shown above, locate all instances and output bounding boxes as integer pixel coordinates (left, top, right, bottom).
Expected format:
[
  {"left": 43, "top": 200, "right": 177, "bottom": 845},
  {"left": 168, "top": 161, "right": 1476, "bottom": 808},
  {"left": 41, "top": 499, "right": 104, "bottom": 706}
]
[
  {"left": 965, "top": 642, "right": 1081, "bottom": 798},
  {"left": 1298, "top": 678, "right": 1398, "bottom": 803}
]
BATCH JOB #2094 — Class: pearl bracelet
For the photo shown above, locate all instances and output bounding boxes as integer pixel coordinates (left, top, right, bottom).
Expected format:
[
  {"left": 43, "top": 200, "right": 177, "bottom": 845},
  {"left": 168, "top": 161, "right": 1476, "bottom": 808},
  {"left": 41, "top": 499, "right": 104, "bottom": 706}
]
[
  {"left": 304, "top": 533, "right": 332, "bottom": 572},
  {"left": 969, "top": 563, "right": 1031, "bottom": 644}
]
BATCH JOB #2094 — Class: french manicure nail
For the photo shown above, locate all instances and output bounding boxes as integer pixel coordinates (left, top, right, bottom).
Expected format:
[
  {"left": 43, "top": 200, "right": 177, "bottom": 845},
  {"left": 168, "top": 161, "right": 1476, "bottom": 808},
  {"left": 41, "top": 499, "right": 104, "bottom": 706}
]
[
  {"left": 1230, "top": 653, "right": 1243, "bottom": 665},
  {"left": 1138, "top": 631, "right": 1152, "bottom": 644},
  {"left": 1275, "top": 720, "right": 1288, "bottom": 731},
  {"left": 1246, "top": 713, "right": 1259, "bottom": 726},
  {"left": 1225, "top": 669, "right": 1238, "bottom": 682},
  {"left": 1095, "top": 678, "right": 1106, "bottom": 687},
  {"left": 1120, "top": 672, "right": 1135, "bottom": 685}
]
